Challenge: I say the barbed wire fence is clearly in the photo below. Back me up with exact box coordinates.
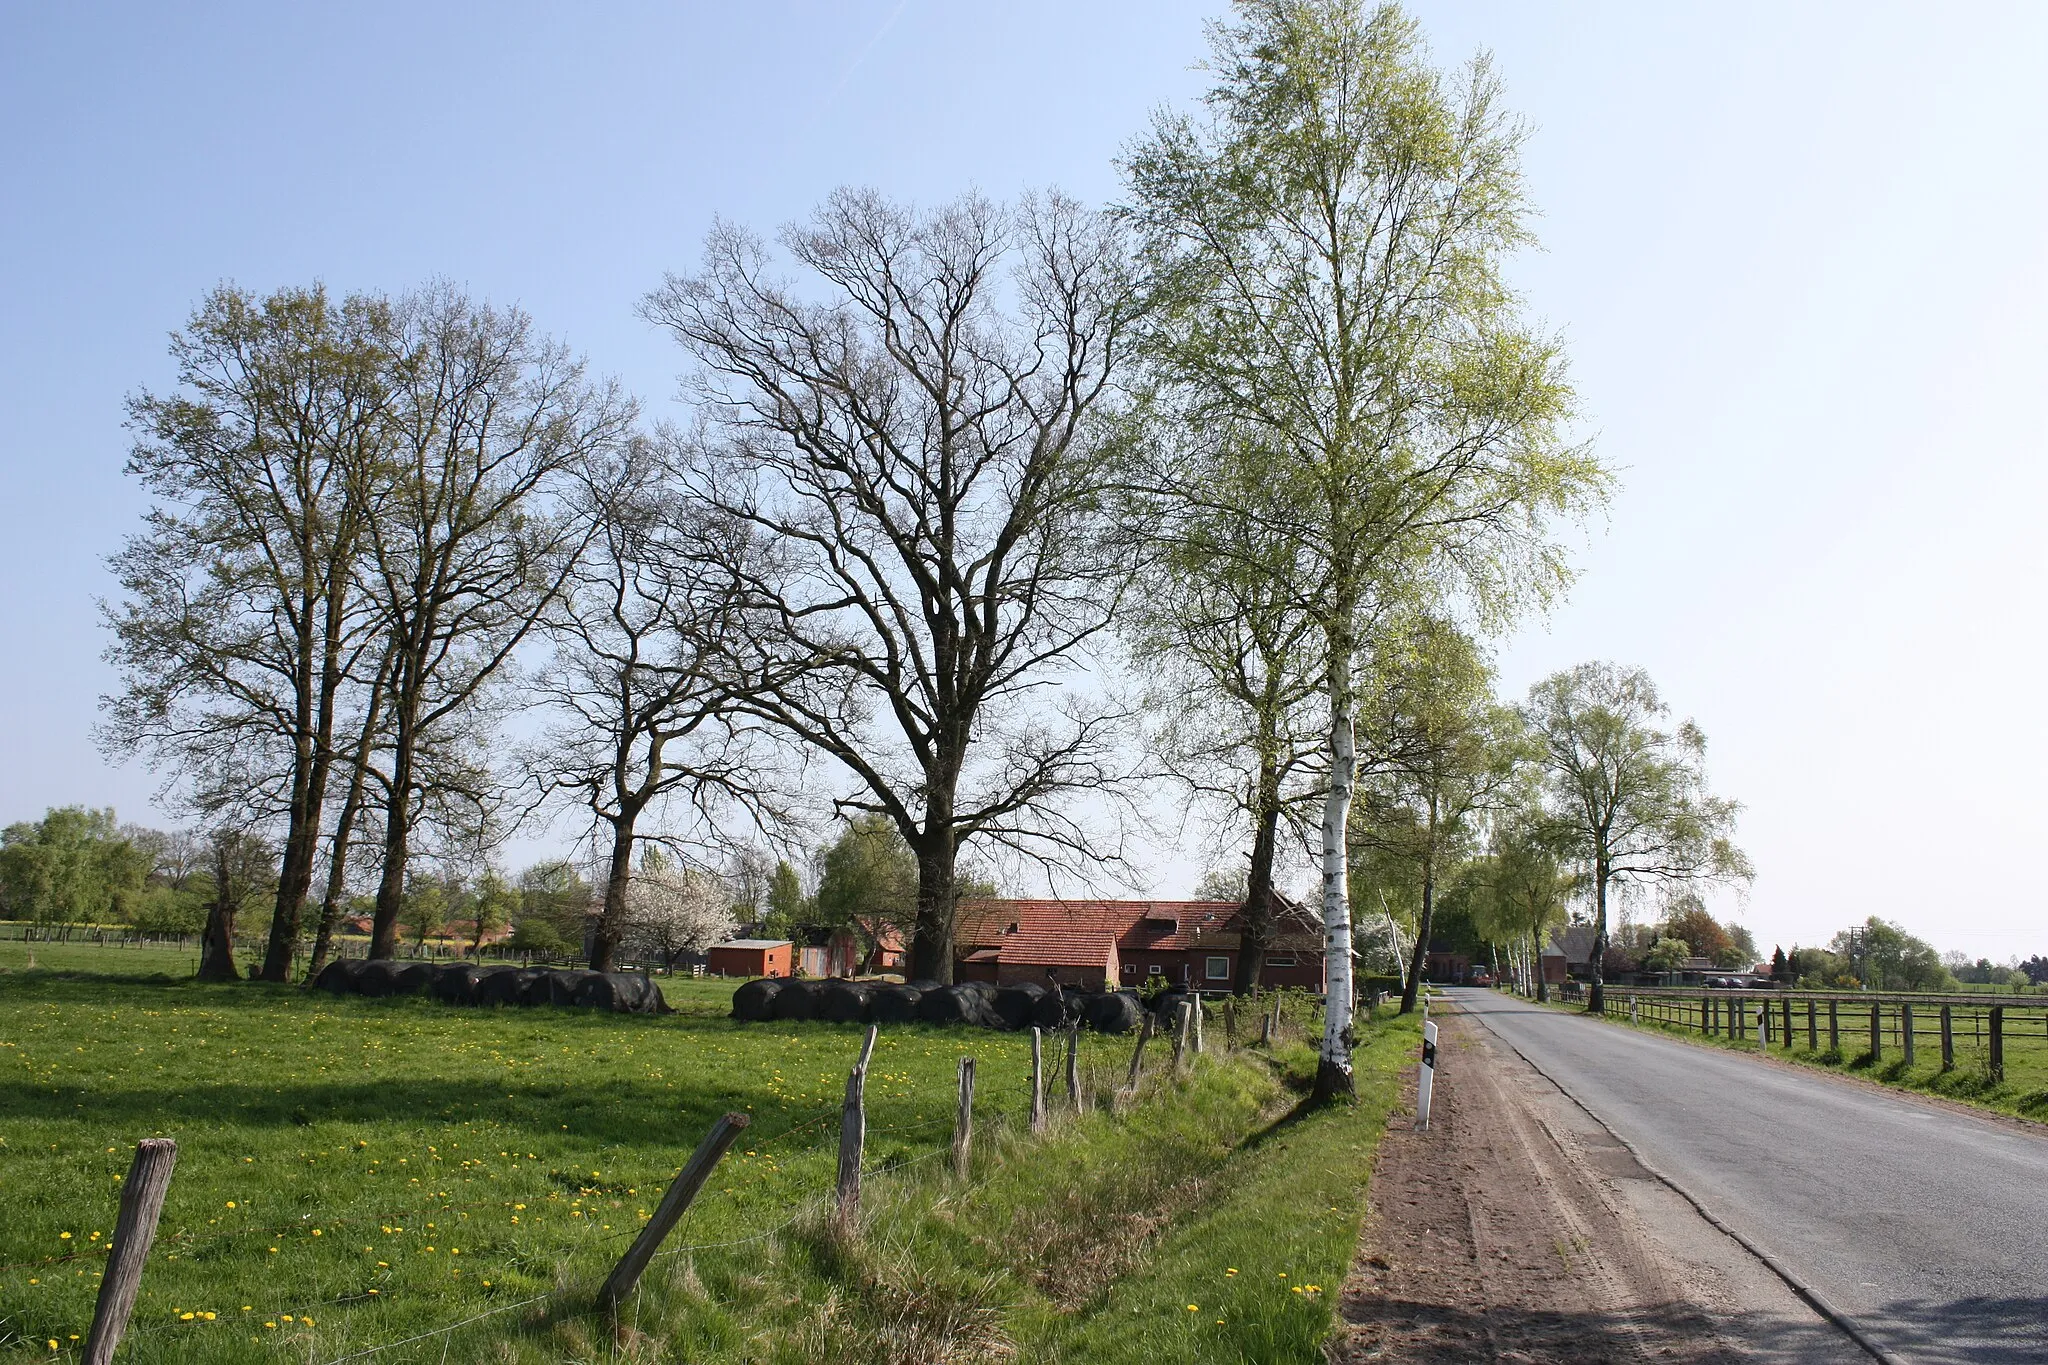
[50,1001,1254,1364]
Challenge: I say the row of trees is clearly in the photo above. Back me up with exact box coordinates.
[82,1,1736,1098]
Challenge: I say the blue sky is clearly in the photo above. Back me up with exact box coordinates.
[4,3,2045,960]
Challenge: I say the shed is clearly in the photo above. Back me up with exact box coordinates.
[707,939,793,978]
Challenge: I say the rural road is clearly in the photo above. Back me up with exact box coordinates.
[1450,988,2048,1364]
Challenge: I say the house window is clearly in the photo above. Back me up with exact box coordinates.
[1147,964,1162,976]
[1122,964,1133,975]
[1206,956,1230,980]
[1265,955,1296,968]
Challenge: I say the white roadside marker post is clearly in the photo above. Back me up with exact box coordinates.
[1416,1020,1440,1131]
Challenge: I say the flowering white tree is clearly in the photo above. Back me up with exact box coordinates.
[622,862,736,970]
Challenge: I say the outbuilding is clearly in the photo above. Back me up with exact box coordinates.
[706,939,793,979]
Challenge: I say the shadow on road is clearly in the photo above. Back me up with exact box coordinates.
[1861,1294,2048,1364]
[1336,1293,1854,1364]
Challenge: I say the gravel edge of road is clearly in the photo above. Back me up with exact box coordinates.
[1455,996,1902,1365]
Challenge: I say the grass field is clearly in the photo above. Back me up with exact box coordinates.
[0,940,1415,1363]
[1534,989,2048,1123]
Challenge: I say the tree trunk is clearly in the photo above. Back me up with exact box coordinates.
[305,774,368,980]
[368,782,409,961]
[589,817,637,973]
[1233,760,1282,995]
[908,829,957,985]
[1400,840,1436,1015]
[1587,854,1610,1015]
[1314,619,1357,1103]
[259,739,330,982]
[196,841,241,982]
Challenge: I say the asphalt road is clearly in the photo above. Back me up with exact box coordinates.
[1450,987,2048,1364]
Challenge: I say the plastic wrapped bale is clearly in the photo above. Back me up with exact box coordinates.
[311,959,367,995]
[429,963,488,1005]
[869,984,922,1023]
[530,970,593,1007]
[917,984,999,1028]
[1031,988,1084,1030]
[476,968,544,1007]
[770,980,820,1021]
[817,982,873,1024]
[354,960,409,997]
[572,972,667,1014]
[1082,991,1146,1034]
[991,983,1047,1031]
[392,962,438,995]
[1151,990,1189,1022]
[731,977,784,1021]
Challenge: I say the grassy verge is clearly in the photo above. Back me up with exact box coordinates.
[0,949,1414,1363]
[1529,991,2048,1123]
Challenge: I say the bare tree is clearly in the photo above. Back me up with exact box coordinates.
[526,441,787,972]
[104,284,395,982]
[361,287,635,960]
[642,189,1143,982]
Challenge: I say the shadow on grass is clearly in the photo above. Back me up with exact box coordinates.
[0,1073,827,1149]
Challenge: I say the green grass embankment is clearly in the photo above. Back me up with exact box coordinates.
[0,949,1413,1363]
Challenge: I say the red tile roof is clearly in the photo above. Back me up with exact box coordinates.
[955,897,1319,968]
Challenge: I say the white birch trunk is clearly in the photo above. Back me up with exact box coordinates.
[1317,626,1357,1098]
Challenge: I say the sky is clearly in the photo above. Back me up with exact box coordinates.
[3,2,2045,961]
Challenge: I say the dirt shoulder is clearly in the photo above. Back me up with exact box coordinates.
[1330,1004,1868,1365]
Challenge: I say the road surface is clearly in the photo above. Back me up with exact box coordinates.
[1451,988,2048,1364]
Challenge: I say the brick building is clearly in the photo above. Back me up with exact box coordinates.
[952,895,1325,991]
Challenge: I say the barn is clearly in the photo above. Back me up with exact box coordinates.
[706,939,793,978]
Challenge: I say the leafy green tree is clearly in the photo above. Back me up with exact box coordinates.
[469,870,517,956]
[1642,937,1691,974]
[1523,663,1752,1014]
[403,878,448,952]
[1829,916,1955,992]
[515,859,590,947]
[1661,897,1737,968]
[1123,0,1606,1098]
[1465,818,1573,1000]
[1352,619,1525,1013]
[1124,431,1325,993]
[813,815,918,973]
[0,808,151,929]
[761,860,808,940]
[196,827,275,981]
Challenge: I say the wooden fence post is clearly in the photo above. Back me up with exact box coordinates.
[1781,997,1793,1050]
[1260,1005,1273,1047]
[1940,1005,1954,1072]
[1902,1004,1915,1066]
[1065,1022,1081,1110]
[82,1139,178,1365]
[953,1057,976,1179]
[1990,1006,2005,1082]
[1030,1027,1047,1134]
[1171,1000,1192,1072]
[1869,1005,1881,1062]
[1224,997,1237,1048]
[1701,995,1711,1035]
[1807,1000,1818,1051]
[1757,999,1769,1051]
[598,1113,748,1307]
[835,1025,878,1235]
[1629,994,1638,1025]
[1123,1012,1155,1095]
[1192,994,1205,1054]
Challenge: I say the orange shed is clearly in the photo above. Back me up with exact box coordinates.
[706,939,793,978]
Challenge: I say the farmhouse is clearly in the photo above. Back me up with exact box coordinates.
[952,895,1325,991]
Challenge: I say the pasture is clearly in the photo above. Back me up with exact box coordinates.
[0,944,1414,1362]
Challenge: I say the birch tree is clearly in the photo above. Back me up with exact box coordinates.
[1124,0,1606,1097]
[1521,661,1752,1013]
